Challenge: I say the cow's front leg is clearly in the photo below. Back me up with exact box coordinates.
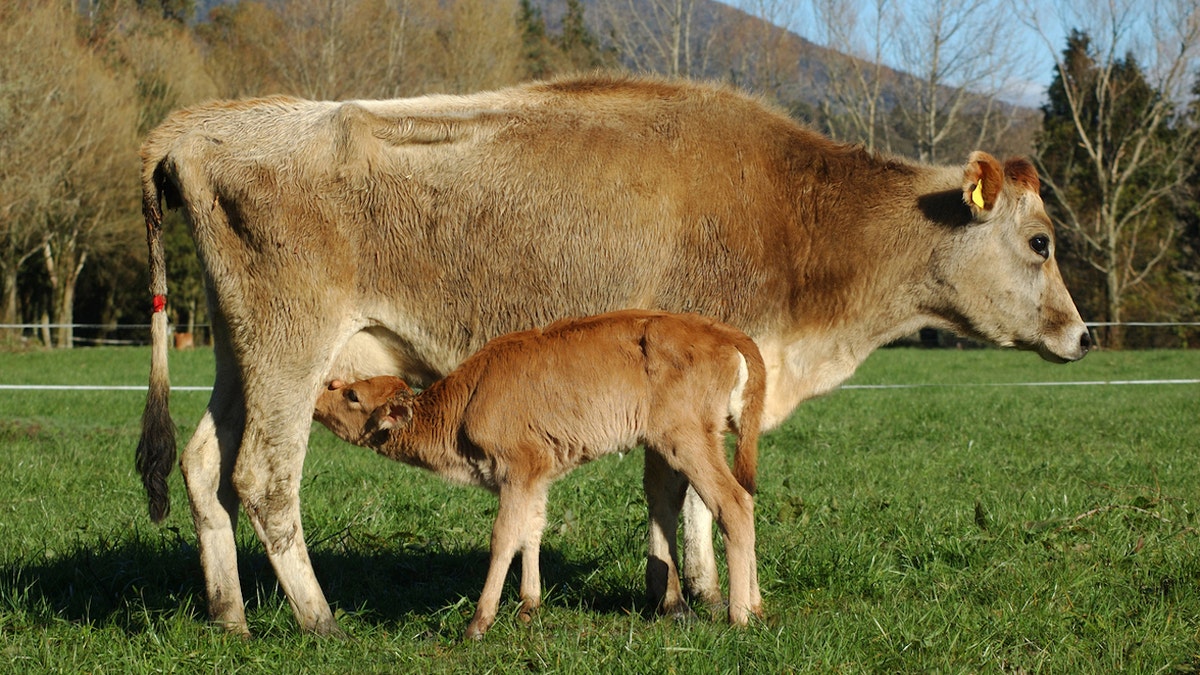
[681,486,724,608]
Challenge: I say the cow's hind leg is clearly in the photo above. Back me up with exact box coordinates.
[644,451,691,618]
[234,394,340,636]
[680,486,723,608]
[180,345,249,635]
[228,317,354,636]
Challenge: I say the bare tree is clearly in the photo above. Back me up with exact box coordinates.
[432,0,524,93]
[812,0,896,150]
[599,0,717,77]
[270,0,431,99]
[201,0,520,100]
[891,0,1037,162]
[1,2,140,347]
[711,0,803,102]
[1023,0,1200,347]
[0,4,56,341]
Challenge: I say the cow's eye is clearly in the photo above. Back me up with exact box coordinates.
[346,389,360,404]
[1029,234,1050,259]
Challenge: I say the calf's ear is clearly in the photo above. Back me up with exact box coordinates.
[962,151,1003,216]
[376,400,414,431]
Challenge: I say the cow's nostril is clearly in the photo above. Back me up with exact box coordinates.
[1080,330,1092,352]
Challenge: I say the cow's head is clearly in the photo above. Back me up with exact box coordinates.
[314,376,412,446]
[925,152,1090,362]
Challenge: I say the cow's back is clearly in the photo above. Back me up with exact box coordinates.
[142,77,815,378]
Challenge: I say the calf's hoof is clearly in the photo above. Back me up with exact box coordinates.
[464,615,492,641]
[517,600,540,625]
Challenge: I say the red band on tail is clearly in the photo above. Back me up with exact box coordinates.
[152,295,166,313]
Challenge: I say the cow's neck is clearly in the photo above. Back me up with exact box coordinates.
[756,163,959,427]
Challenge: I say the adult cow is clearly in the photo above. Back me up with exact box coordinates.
[137,74,1089,637]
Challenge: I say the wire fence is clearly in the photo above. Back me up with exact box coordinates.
[0,323,211,347]
[3,379,1197,394]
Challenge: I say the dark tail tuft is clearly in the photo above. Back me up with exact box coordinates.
[137,371,176,522]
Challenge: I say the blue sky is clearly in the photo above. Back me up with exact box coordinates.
[722,0,1071,108]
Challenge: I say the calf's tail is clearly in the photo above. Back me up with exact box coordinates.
[136,160,176,523]
[731,336,766,496]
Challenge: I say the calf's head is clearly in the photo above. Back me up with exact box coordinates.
[925,152,1090,362]
[314,376,412,446]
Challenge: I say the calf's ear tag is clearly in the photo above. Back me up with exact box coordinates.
[971,180,985,209]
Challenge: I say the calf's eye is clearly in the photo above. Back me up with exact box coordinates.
[346,390,360,404]
[1029,234,1050,259]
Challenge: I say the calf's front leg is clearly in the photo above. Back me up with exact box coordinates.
[643,451,692,617]
[467,484,544,639]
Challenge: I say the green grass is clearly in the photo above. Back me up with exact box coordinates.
[1,346,1199,673]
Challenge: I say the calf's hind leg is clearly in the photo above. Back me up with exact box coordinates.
[667,436,761,625]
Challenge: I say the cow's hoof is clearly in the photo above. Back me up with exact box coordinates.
[656,599,697,622]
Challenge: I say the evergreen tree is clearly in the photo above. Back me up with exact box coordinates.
[518,0,554,80]
[1035,29,1198,348]
[556,0,610,71]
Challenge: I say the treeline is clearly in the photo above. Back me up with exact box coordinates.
[2,0,1197,349]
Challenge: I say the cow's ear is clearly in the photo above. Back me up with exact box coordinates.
[1004,158,1040,194]
[962,151,1003,216]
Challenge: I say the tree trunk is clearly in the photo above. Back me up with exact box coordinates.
[1105,265,1123,350]
[57,273,77,348]
[42,237,87,349]
[1,266,18,344]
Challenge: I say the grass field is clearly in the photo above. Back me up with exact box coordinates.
[1,346,1198,673]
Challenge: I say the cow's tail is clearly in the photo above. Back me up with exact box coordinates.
[136,157,176,523]
[731,334,766,497]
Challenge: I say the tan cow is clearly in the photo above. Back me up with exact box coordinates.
[137,73,1089,636]
[313,309,766,638]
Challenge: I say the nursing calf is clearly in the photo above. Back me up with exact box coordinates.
[313,310,766,638]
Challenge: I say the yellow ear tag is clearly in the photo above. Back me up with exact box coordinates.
[971,180,985,209]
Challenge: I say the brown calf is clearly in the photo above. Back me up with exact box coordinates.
[313,310,766,638]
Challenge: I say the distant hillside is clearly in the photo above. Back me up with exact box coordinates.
[188,0,1038,156]
[530,0,1038,157]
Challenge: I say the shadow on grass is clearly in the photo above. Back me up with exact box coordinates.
[1,527,646,634]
